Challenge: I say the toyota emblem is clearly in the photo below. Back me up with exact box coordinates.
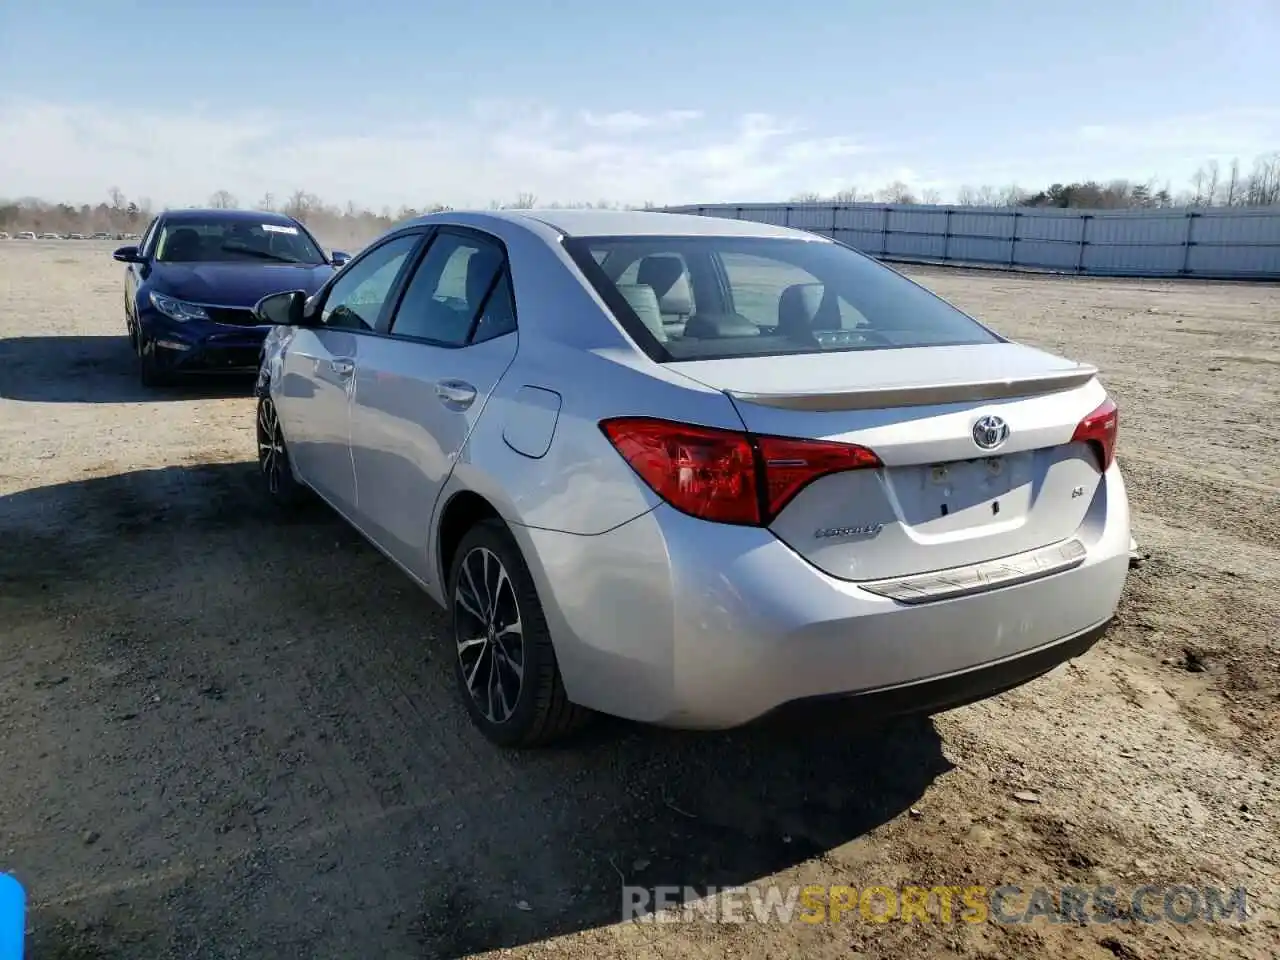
[972,414,1010,451]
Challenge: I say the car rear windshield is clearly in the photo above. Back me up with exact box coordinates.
[563,235,1002,361]
[154,218,327,265]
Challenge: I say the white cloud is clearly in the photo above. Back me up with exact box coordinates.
[578,109,703,133]
[0,98,876,210]
[1075,108,1280,152]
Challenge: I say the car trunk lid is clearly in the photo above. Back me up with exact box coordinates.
[668,343,1110,583]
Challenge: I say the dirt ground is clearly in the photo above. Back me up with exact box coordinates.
[1,240,1276,960]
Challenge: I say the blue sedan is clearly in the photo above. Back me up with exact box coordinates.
[113,209,350,386]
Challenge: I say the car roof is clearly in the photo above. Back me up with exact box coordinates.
[404,208,825,241]
[162,208,301,225]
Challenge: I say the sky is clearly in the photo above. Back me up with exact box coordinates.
[1,0,1278,210]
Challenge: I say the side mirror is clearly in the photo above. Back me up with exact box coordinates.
[253,289,307,326]
[112,245,145,264]
[330,250,351,268]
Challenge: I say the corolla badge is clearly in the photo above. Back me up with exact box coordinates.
[814,523,884,540]
[971,414,1010,451]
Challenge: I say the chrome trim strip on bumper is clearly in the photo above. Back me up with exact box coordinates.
[859,538,1088,604]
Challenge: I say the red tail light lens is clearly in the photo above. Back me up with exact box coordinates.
[1071,397,1119,471]
[600,417,881,526]
[756,434,882,519]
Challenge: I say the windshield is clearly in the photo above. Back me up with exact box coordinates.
[153,218,326,264]
[563,235,1002,361]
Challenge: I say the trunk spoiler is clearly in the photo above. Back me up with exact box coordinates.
[728,366,1098,412]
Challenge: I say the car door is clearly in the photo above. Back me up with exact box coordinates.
[274,231,423,513]
[348,227,519,583]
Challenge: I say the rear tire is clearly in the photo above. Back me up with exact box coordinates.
[448,519,590,747]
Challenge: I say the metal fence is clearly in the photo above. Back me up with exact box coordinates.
[661,202,1280,280]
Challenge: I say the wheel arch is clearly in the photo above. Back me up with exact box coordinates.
[435,489,504,594]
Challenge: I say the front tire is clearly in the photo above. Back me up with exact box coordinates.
[256,396,307,508]
[138,338,172,388]
[449,520,589,747]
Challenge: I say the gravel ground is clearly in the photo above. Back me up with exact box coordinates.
[0,241,1277,960]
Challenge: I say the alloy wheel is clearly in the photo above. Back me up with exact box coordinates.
[454,546,525,724]
[257,399,287,494]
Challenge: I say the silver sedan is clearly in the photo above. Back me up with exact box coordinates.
[252,209,1130,747]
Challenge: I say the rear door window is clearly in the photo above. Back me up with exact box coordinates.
[387,230,515,346]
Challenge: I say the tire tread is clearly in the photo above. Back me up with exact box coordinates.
[453,519,591,747]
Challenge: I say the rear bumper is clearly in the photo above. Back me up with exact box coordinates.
[516,463,1130,729]
[764,616,1109,724]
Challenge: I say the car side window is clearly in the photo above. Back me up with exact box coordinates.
[319,234,420,331]
[388,231,511,345]
[138,218,160,257]
[472,269,516,343]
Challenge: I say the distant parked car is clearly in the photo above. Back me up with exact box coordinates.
[0,232,9,240]
[16,231,36,240]
[91,232,111,241]
[38,233,59,240]
[113,208,351,386]
[251,209,1130,747]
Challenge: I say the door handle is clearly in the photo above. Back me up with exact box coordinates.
[435,379,477,410]
[329,358,355,377]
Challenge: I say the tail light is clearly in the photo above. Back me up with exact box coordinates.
[599,417,881,526]
[1071,397,1119,471]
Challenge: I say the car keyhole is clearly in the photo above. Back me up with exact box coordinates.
[940,503,949,517]
[992,500,1000,515]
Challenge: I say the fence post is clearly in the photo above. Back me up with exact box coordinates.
[831,204,839,239]
[943,208,953,262]
[881,206,891,256]
[1180,211,1198,276]
[1008,211,1020,267]
[1076,214,1091,274]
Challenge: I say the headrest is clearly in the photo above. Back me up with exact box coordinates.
[615,283,667,342]
[166,228,202,259]
[681,313,761,339]
[466,247,504,307]
[636,255,693,315]
[777,282,840,341]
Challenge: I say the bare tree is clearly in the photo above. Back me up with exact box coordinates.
[1190,167,1207,206]
[283,190,321,221]
[997,184,1028,206]
[1225,159,1241,206]
[509,192,537,209]
[1246,152,1280,206]
[258,192,275,212]
[108,186,126,211]
[1204,160,1221,207]
[920,188,942,205]
[209,190,238,209]
[877,181,916,204]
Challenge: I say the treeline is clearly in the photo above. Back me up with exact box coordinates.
[789,152,1280,209]
[1,188,653,248]
[0,187,153,236]
[5,151,1278,245]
